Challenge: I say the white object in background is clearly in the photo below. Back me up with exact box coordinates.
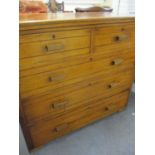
[112,0,135,15]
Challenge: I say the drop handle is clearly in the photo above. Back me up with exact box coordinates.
[111,59,123,65]
[114,34,128,42]
[51,101,67,110]
[48,74,65,82]
[108,82,119,88]
[44,43,64,53]
[55,123,68,132]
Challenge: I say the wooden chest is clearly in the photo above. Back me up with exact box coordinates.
[19,13,135,151]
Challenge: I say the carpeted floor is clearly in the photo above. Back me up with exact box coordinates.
[31,93,135,155]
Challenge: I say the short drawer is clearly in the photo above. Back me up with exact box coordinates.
[20,35,90,58]
[94,24,134,47]
[28,91,130,148]
[20,29,90,43]
[22,70,133,123]
[20,51,134,97]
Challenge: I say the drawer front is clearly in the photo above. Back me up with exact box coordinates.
[20,52,134,97]
[22,70,133,123]
[20,29,90,43]
[20,36,90,58]
[20,48,90,71]
[94,24,134,47]
[28,91,130,147]
[20,43,134,75]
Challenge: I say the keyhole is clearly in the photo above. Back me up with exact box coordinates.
[48,77,53,82]
[52,34,56,39]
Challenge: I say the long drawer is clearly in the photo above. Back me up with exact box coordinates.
[20,52,134,97]
[94,24,134,47]
[20,35,90,59]
[28,91,130,148]
[22,70,133,123]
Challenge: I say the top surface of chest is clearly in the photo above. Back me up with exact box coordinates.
[19,12,135,31]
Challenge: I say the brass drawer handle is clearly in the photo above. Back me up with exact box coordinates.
[52,101,67,110]
[44,43,64,53]
[55,123,68,132]
[48,74,65,82]
[111,59,123,65]
[114,35,128,42]
[108,82,119,88]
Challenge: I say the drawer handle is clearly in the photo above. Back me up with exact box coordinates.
[48,74,65,82]
[111,59,123,65]
[52,101,67,110]
[44,43,64,53]
[55,123,68,132]
[108,82,118,88]
[104,107,109,111]
[114,35,128,42]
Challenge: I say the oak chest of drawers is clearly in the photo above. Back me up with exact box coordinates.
[19,13,135,151]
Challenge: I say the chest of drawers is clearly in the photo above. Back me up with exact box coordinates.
[19,13,135,151]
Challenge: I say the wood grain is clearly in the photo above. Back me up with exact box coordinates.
[23,70,133,124]
[20,52,134,95]
[20,35,90,58]
[20,42,134,72]
[20,29,90,43]
[19,13,135,31]
[19,13,135,151]
[29,90,130,147]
